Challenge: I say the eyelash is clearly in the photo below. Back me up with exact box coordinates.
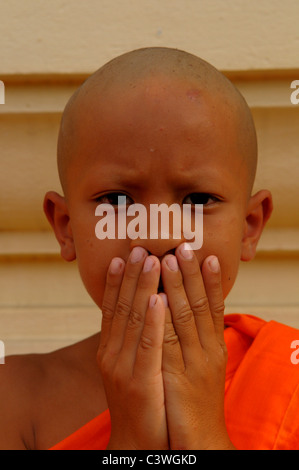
[95,193,132,206]
[183,193,219,206]
[94,192,219,207]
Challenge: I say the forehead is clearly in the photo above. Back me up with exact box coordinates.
[66,75,244,191]
[80,73,231,125]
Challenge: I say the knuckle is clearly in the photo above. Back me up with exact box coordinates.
[212,300,225,317]
[101,299,115,320]
[138,269,158,288]
[112,364,127,388]
[115,297,131,318]
[106,274,121,288]
[124,268,141,282]
[220,341,228,361]
[213,342,228,369]
[139,333,156,351]
[175,303,193,324]
[164,328,179,346]
[98,351,112,378]
[192,295,210,316]
[127,307,144,328]
[186,266,201,280]
[170,275,184,290]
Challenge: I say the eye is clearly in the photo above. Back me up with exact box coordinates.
[183,193,219,206]
[95,192,134,206]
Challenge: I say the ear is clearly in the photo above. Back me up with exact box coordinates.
[43,191,76,262]
[241,189,273,262]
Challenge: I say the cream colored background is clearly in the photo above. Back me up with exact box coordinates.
[1,0,299,356]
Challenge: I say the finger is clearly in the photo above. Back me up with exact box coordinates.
[119,255,161,366]
[160,293,185,375]
[161,254,202,364]
[175,243,215,349]
[201,256,226,350]
[133,294,165,380]
[106,246,148,356]
[99,257,125,353]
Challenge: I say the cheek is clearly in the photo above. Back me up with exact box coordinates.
[75,240,110,309]
[68,211,110,308]
[72,218,126,309]
[219,254,240,300]
[74,233,140,309]
[199,218,243,299]
[196,247,240,300]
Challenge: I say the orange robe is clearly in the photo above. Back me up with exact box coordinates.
[50,314,299,450]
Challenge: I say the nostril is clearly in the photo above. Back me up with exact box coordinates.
[160,248,176,262]
[148,248,176,262]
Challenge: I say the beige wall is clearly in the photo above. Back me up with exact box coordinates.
[1,0,299,356]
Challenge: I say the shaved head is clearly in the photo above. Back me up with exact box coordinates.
[57,47,257,198]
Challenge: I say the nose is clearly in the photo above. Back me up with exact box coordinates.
[130,237,182,262]
[125,200,193,261]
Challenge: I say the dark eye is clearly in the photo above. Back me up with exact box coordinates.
[183,193,219,206]
[95,192,134,206]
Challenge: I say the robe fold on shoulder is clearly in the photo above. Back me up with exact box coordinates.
[50,314,299,450]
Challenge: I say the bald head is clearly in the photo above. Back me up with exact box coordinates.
[57,47,257,197]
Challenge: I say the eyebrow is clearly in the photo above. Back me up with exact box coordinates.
[82,153,232,197]
[93,170,228,196]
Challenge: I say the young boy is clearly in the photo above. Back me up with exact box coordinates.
[1,47,299,450]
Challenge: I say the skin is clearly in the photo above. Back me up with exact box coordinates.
[49,73,270,310]
[0,49,273,449]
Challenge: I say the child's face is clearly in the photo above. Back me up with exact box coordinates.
[59,76,253,309]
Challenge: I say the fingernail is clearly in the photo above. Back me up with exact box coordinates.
[130,247,145,263]
[166,255,178,271]
[208,256,220,273]
[180,242,193,259]
[109,258,123,274]
[159,293,168,307]
[143,256,155,272]
[149,294,158,308]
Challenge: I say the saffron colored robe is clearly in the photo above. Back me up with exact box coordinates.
[51,314,299,450]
